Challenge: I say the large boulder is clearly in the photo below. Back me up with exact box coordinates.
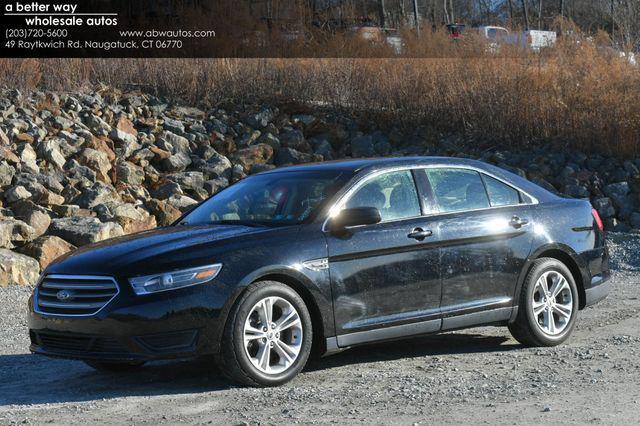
[145,198,182,227]
[11,200,52,238]
[18,235,76,270]
[111,204,157,234]
[161,152,192,173]
[229,144,273,172]
[0,161,15,187]
[0,219,37,248]
[0,249,40,286]
[116,160,145,186]
[78,148,113,183]
[49,217,124,246]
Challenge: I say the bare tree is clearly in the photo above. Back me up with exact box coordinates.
[521,0,530,30]
[538,0,543,29]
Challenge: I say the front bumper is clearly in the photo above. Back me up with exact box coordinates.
[28,276,234,362]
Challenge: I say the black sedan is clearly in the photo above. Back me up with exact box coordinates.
[28,157,610,386]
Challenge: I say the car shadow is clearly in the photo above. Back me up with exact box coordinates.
[306,332,518,371]
[0,332,520,406]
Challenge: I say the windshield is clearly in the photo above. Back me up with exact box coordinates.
[180,170,352,226]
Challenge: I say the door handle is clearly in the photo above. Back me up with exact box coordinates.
[509,216,529,229]
[408,228,433,241]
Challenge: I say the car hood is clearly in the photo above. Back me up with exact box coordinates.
[46,224,279,277]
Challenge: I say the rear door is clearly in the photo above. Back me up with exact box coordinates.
[326,169,442,344]
[418,168,535,328]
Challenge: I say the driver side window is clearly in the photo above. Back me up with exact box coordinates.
[345,171,421,222]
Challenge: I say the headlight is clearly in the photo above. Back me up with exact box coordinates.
[129,264,222,295]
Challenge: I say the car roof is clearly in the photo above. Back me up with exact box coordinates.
[259,157,472,173]
[259,156,558,202]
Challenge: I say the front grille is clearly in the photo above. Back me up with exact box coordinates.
[31,331,129,355]
[35,275,119,316]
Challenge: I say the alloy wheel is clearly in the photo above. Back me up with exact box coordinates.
[243,296,303,375]
[531,271,574,336]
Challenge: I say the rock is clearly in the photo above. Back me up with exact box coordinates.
[0,145,20,165]
[258,132,281,151]
[115,160,145,186]
[630,212,640,229]
[0,161,15,187]
[275,147,317,165]
[115,116,138,137]
[18,235,75,270]
[112,204,157,234]
[167,171,205,191]
[0,249,40,286]
[238,130,262,147]
[563,184,590,199]
[64,159,94,185]
[44,145,66,169]
[17,143,37,163]
[84,113,111,135]
[0,219,37,247]
[0,128,9,145]
[162,152,192,173]
[162,117,185,134]
[85,137,116,162]
[291,114,317,127]
[74,181,121,209]
[230,144,273,172]
[4,186,32,203]
[351,135,375,157]
[145,199,182,226]
[111,127,140,157]
[279,129,306,150]
[592,198,616,219]
[34,188,65,206]
[206,153,233,179]
[152,180,183,200]
[159,131,190,154]
[49,217,124,246]
[78,148,113,183]
[166,194,198,212]
[247,108,274,128]
[203,177,229,195]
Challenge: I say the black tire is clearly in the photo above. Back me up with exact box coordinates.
[216,281,313,387]
[84,360,145,372]
[509,258,579,347]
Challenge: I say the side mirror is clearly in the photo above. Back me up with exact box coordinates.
[330,207,382,231]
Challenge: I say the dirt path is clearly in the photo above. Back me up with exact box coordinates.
[1,235,639,425]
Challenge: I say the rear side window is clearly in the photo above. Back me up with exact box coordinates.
[482,175,521,207]
[426,169,490,213]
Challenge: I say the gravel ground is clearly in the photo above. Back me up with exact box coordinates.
[1,234,639,425]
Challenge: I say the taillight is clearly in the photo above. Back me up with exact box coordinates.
[592,208,604,232]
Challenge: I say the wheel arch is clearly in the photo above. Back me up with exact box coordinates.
[513,243,588,318]
[219,266,332,357]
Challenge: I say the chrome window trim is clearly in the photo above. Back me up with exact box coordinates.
[321,164,539,232]
[34,275,120,318]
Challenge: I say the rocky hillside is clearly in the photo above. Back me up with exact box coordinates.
[0,87,637,285]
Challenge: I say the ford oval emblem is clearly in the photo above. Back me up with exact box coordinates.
[56,290,73,301]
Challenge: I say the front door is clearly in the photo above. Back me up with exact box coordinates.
[326,170,442,345]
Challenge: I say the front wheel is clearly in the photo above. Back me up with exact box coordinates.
[509,258,579,347]
[217,281,313,387]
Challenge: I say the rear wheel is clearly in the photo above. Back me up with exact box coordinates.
[217,281,313,387]
[84,360,145,372]
[509,258,579,347]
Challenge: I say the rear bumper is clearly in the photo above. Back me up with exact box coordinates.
[584,271,611,308]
